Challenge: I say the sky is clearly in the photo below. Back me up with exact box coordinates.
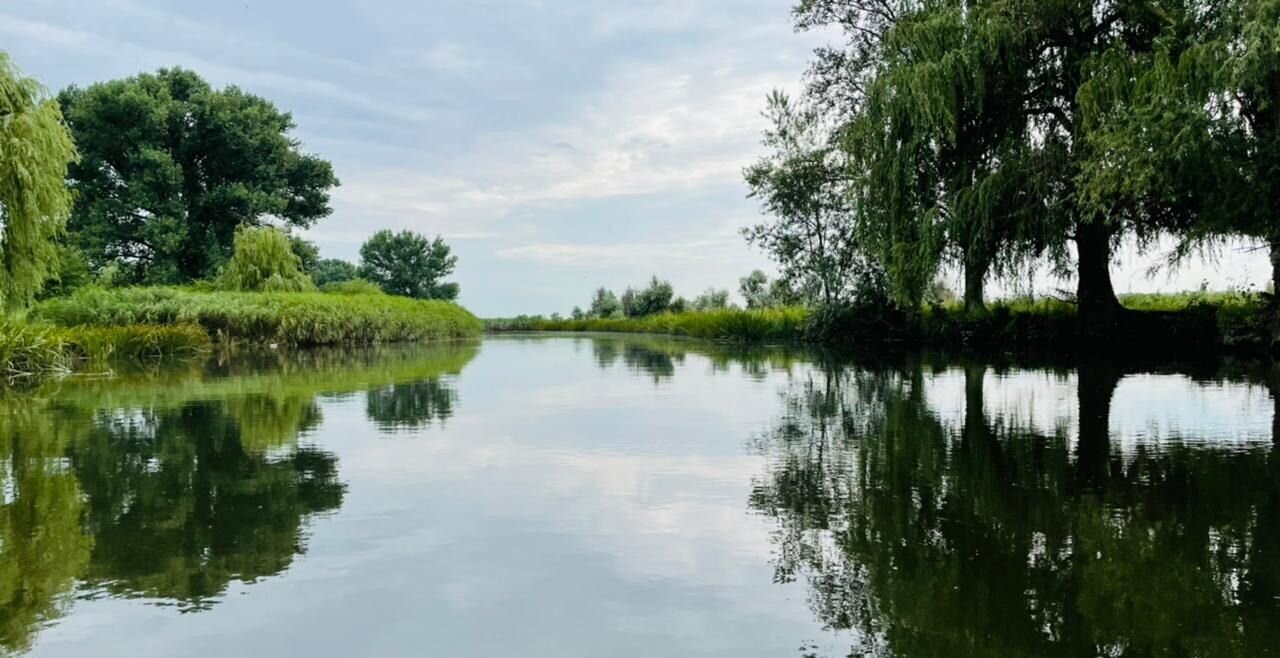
[2,0,1271,316]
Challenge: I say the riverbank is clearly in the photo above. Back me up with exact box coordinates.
[0,321,209,379]
[0,287,483,382]
[33,287,484,345]
[486,292,1274,356]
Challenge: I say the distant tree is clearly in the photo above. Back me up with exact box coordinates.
[588,287,622,318]
[669,296,689,314]
[58,67,338,283]
[289,236,320,274]
[740,270,772,309]
[0,53,78,309]
[571,306,585,320]
[623,277,675,318]
[693,288,730,311]
[310,258,359,287]
[358,230,459,300]
[215,225,314,292]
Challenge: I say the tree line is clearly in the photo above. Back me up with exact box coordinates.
[744,0,1279,332]
[1,56,460,305]
[568,269,808,319]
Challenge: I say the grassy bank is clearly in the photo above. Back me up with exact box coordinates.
[33,287,484,345]
[486,307,809,342]
[487,291,1273,355]
[0,321,209,379]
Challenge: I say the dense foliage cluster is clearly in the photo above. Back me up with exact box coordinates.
[747,0,1280,339]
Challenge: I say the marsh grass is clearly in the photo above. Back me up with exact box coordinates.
[0,321,209,380]
[33,287,484,345]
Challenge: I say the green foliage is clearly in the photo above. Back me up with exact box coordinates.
[358,229,459,300]
[692,288,731,311]
[310,258,359,287]
[739,270,771,309]
[0,320,208,379]
[0,52,78,310]
[588,287,622,318]
[215,225,315,293]
[321,278,384,295]
[744,91,872,305]
[58,67,338,283]
[32,286,483,345]
[488,307,810,342]
[621,276,675,318]
[289,235,321,274]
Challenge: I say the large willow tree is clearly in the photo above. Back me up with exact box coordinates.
[0,53,77,310]
[1080,0,1280,338]
[780,0,1196,326]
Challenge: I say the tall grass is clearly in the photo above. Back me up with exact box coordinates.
[486,307,809,342]
[0,321,208,379]
[33,286,484,345]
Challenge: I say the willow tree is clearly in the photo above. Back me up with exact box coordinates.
[792,0,1181,325]
[1080,0,1280,333]
[0,53,77,310]
[838,0,1050,312]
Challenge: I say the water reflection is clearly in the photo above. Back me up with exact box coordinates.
[0,341,479,654]
[750,355,1280,657]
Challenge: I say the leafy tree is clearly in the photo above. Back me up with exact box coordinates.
[571,306,585,320]
[790,0,1183,327]
[289,235,320,274]
[358,230,460,300]
[692,288,731,311]
[310,258,359,287]
[588,287,623,318]
[739,270,772,309]
[58,68,338,283]
[0,53,78,309]
[215,225,314,292]
[1078,0,1280,340]
[621,276,675,318]
[745,91,869,306]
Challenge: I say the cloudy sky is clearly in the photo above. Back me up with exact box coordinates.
[3,0,1269,315]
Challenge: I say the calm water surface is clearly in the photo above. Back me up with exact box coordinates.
[2,335,1278,657]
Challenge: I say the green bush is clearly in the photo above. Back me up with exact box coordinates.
[216,226,315,293]
[33,286,483,345]
[321,278,385,295]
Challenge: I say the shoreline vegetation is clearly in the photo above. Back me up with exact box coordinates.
[0,287,481,381]
[487,290,1271,357]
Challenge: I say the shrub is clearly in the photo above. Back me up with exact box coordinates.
[216,226,315,293]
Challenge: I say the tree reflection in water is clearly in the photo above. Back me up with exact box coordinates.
[750,356,1280,658]
[0,341,478,653]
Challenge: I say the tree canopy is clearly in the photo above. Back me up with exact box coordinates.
[0,52,78,310]
[58,67,338,284]
[358,229,460,300]
[751,0,1279,332]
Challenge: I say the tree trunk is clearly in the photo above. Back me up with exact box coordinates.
[1075,221,1123,333]
[1271,239,1280,297]
[1271,362,1280,447]
[1075,359,1120,490]
[963,256,988,315]
[1271,239,1280,355]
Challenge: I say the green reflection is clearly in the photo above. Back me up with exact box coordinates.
[0,341,479,652]
[751,358,1280,657]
